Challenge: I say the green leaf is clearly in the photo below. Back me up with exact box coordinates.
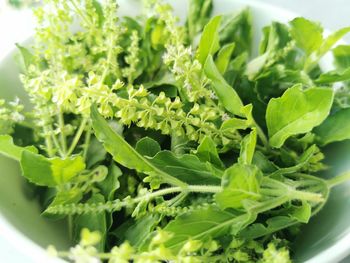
[151,23,166,49]
[124,214,160,247]
[224,52,248,86]
[15,43,35,71]
[43,189,83,219]
[245,53,269,81]
[215,43,235,74]
[259,22,291,54]
[0,135,37,161]
[241,201,311,239]
[20,151,56,187]
[314,108,350,145]
[92,0,104,27]
[266,85,334,148]
[163,206,235,251]
[20,151,85,187]
[318,27,350,57]
[50,156,86,185]
[289,201,311,223]
[196,15,222,65]
[204,55,243,116]
[97,163,122,200]
[196,136,224,168]
[252,151,278,174]
[246,22,291,80]
[220,118,249,133]
[90,105,185,187]
[219,8,252,55]
[215,164,262,209]
[86,137,107,168]
[333,45,350,69]
[73,194,107,251]
[135,137,161,157]
[238,129,257,165]
[289,17,323,54]
[220,105,254,132]
[315,68,350,84]
[239,216,295,239]
[148,151,221,185]
[269,145,320,177]
[186,0,213,42]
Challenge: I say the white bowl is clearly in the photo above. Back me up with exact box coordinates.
[0,1,350,262]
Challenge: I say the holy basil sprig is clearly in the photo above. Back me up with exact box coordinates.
[1,0,350,262]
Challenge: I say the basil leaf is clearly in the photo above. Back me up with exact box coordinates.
[15,43,35,71]
[91,105,185,187]
[290,201,311,223]
[215,43,235,74]
[266,85,333,148]
[196,136,224,168]
[0,135,37,161]
[50,156,86,185]
[73,194,107,251]
[318,27,350,57]
[97,163,122,201]
[124,214,161,248]
[333,45,350,69]
[135,137,161,158]
[316,68,350,84]
[186,0,213,42]
[196,15,222,65]
[239,216,296,239]
[20,151,56,187]
[314,108,350,145]
[269,145,320,177]
[43,189,83,219]
[219,8,252,55]
[215,164,262,209]
[148,151,222,185]
[204,55,243,116]
[86,137,107,168]
[163,206,235,251]
[289,17,323,54]
[238,128,257,165]
[20,151,85,187]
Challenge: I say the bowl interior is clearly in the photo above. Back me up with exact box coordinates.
[0,0,350,262]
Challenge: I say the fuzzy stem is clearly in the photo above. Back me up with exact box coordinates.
[289,189,324,202]
[46,184,221,215]
[327,171,350,188]
[68,0,93,27]
[67,118,88,156]
[253,119,269,148]
[133,185,221,203]
[58,110,67,156]
[51,131,64,157]
[82,122,92,161]
[43,125,54,157]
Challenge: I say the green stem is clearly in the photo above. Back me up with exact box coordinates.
[51,131,64,157]
[289,189,324,202]
[43,125,54,157]
[133,185,221,203]
[47,184,221,215]
[82,122,92,161]
[253,119,269,148]
[67,118,88,156]
[58,110,67,156]
[327,171,350,188]
[68,0,93,27]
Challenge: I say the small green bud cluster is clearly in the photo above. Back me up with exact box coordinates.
[0,98,24,134]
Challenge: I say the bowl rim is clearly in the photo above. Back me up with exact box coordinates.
[0,1,349,262]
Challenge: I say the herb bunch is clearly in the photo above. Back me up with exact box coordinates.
[1,0,350,262]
